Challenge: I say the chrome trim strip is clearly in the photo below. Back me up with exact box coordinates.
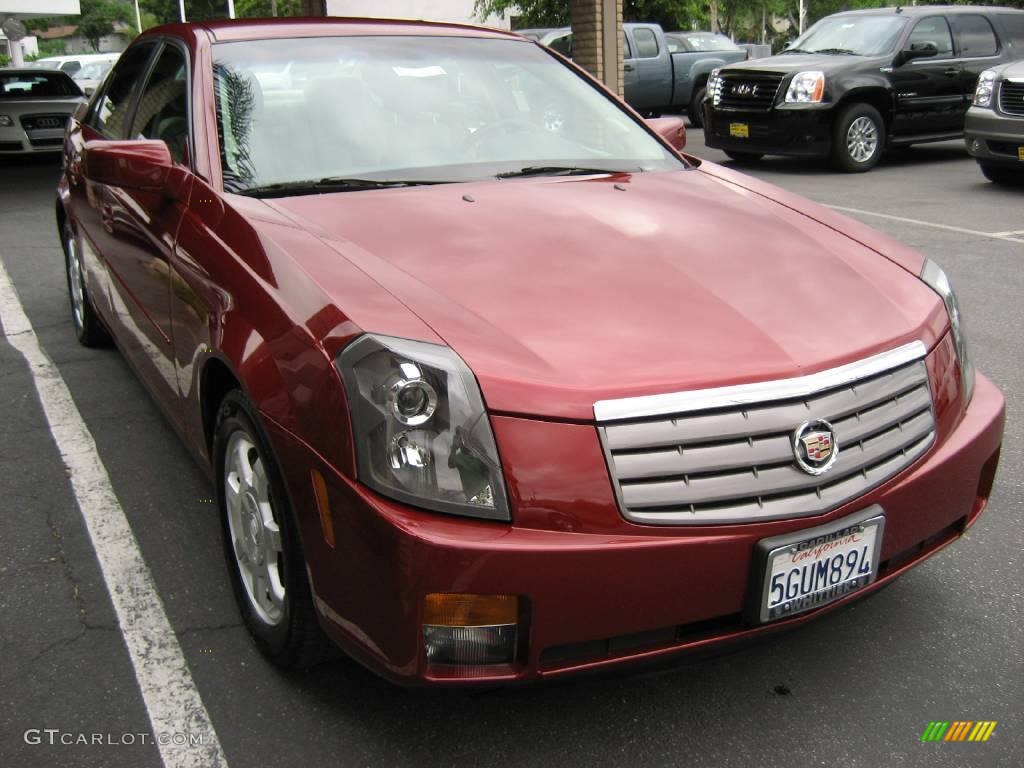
[593,340,928,422]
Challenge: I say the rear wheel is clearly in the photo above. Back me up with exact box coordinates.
[832,103,884,172]
[688,85,707,128]
[214,391,331,667]
[979,162,1022,186]
[724,150,764,164]
[62,221,108,347]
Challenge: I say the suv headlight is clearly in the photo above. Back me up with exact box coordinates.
[973,68,997,108]
[0,114,14,127]
[708,68,722,106]
[337,334,509,521]
[785,71,825,103]
[921,260,975,405]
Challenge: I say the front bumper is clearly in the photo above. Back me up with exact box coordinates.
[0,126,64,154]
[268,368,1004,686]
[703,103,834,157]
[964,106,1024,168]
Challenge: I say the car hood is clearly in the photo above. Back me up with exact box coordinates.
[266,168,942,421]
[0,97,84,116]
[723,52,886,75]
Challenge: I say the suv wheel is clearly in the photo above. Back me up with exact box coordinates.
[724,150,764,164]
[979,163,1022,186]
[832,103,884,172]
[688,85,707,128]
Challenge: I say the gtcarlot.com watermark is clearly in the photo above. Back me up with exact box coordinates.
[24,729,205,747]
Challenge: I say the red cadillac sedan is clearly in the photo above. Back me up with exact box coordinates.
[57,18,1004,685]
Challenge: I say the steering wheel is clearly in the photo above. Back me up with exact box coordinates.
[465,118,544,153]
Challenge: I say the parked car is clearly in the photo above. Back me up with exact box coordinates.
[965,58,1024,185]
[703,6,1024,171]
[35,52,121,77]
[517,26,573,56]
[58,18,1004,686]
[71,53,119,97]
[658,30,749,126]
[0,68,84,155]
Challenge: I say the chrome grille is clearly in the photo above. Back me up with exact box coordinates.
[713,71,785,111]
[597,343,935,525]
[998,80,1024,117]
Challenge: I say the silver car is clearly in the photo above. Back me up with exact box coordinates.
[0,69,85,155]
[965,59,1024,186]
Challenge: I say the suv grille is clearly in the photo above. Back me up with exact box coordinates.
[998,80,1024,117]
[597,343,935,526]
[713,71,785,112]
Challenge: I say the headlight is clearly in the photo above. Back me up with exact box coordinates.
[0,114,14,127]
[785,71,825,103]
[337,334,509,521]
[708,68,722,106]
[921,260,974,405]
[973,68,998,108]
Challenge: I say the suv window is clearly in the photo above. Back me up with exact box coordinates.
[633,28,659,58]
[952,15,999,57]
[907,17,954,57]
[131,44,189,164]
[623,31,632,59]
[89,43,156,139]
[998,13,1024,46]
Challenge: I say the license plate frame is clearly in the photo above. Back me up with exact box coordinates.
[729,122,750,139]
[1017,146,1024,161]
[746,506,885,624]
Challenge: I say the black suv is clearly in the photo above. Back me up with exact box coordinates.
[702,5,1024,171]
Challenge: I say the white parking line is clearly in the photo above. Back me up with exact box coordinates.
[0,255,228,768]
[827,205,1024,245]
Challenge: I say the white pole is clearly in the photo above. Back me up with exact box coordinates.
[227,0,235,18]
[134,0,143,33]
[799,0,806,35]
[11,39,24,68]
[179,0,186,23]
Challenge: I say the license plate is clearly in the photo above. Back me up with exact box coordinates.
[729,122,749,139]
[754,510,885,623]
[1018,146,1024,161]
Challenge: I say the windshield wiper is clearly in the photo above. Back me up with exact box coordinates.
[495,166,636,179]
[810,48,860,55]
[779,47,814,54]
[238,177,452,198]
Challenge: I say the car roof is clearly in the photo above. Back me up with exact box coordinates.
[833,4,1024,17]
[36,53,119,62]
[0,68,76,77]
[144,16,525,44]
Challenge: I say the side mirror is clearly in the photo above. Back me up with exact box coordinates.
[81,140,172,191]
[898,41,938,65]
[646,116,686,151]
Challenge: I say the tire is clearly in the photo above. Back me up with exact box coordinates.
[214,391,332,668]
[832,103,885,173]
[724,150,764,164]
[688,85,707,128]
[979,162,1023,186]
[62,221,109,347]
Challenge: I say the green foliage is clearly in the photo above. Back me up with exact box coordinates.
[78,0,134,50]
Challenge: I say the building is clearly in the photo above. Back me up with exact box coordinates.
[1,0,80,65]
[324,0,510,29]
[36,21,133,54]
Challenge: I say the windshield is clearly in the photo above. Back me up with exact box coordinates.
[74,60,115,81]
[788,15,907,56]
[669,33,740,52]
[0,72,81,99]
[212,35,683,194]
[32,60,62,70]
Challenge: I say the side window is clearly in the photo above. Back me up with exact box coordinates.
[953,15,999,57]
[623,32,632,59]
[131,44,189,164]
[907,17,955,57]
[997,13,1024,46]
[634,28,659,58]
[61,61,81,75]
[89,44,155,139]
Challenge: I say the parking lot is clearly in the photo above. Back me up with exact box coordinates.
[1,131,1021,768]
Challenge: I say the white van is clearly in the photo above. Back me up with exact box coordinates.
[34,52,119,78]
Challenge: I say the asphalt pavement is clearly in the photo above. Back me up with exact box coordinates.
[1,131,1021,768]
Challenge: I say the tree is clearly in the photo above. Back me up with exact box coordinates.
[78,0,134,51]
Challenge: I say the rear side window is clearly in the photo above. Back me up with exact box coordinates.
[953,15,999,57]
[633,28,659,58]
[89,43,155,139]
[623,32,632,59]
[997,13,1024,46]
[131,45,189,165]
[907,17,954,57]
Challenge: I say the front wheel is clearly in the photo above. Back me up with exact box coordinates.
[724,150,764,164]
[688,86,707,128]
[832,103,885,172]
[62,221,108,347]
[979,162,1022,186]
[214,391,331,667]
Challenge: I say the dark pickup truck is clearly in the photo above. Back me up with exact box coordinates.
[703,5,1024,171]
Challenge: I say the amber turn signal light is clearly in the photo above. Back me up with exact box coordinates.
[423,593,518,626]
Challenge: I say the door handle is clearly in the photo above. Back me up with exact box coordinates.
[943,67,959,77]
[624,64,635,72]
